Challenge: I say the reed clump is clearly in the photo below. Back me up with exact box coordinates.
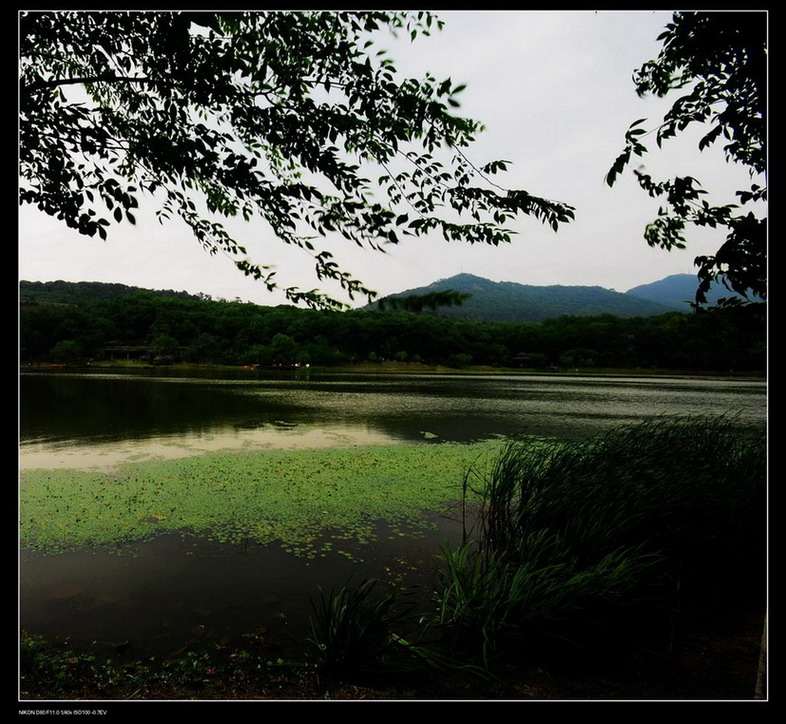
[305,579,425,677]
[437,416,766,665]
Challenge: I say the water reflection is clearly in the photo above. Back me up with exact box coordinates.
[19,370,766,661]
[20,518,463,660]
[21,370,766,459]
[20,425,401,471]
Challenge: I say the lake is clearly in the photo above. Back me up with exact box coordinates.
[19,369,766,660]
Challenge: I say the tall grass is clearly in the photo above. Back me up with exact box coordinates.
[304,577,470,679]
[437,533,658,665]
[483,416,765,593]
[437,416,766,663]
[305,579,411,677]
[305,578,486,680]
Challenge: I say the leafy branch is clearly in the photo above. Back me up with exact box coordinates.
[605,11,766,305]
[20,10,575,310]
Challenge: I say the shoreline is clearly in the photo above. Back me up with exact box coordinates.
[20,360,767,383]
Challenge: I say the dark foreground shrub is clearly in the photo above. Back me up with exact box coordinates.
[437,533,659,666]
[438,416,766,664]
[307,579,442,678]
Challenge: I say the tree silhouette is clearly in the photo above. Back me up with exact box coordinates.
[20,11,575,309]
[607,11,766,304]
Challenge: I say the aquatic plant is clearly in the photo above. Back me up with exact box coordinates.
[304,577,475,680]
[305,579,414,676]
[476,416,766,599]
[20,441,500,557]
[436,416,767,664]
[436,534,657,665]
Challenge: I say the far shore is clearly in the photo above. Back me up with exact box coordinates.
[20,359,767,382]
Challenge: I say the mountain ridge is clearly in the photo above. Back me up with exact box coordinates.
[21,274,760,324]
[374,273,682,322]
[625,273,761,309]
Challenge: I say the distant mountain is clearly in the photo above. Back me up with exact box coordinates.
[19,280,208,305]
[373,273,679,323]
[625,274,763,310]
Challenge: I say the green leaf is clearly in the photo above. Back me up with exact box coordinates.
[19,10,578,312]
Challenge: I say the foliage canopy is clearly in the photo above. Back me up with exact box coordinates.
[19,10,575,310]
[607,11,767,304]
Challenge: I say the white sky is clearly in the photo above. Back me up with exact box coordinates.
[18,10,766,306]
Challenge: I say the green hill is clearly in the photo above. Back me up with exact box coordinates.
[19,280,208,305]
[19,277,766,371]
[625,274,763,310]
[374,273,678,322]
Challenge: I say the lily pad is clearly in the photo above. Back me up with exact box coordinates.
[20,441,502,557]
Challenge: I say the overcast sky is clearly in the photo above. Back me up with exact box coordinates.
[18,9,764,306]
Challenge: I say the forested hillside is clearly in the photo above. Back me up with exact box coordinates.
[19,281,766,372]
[19,280,209,304]
[373,273,678,322]
[625,274,764,310]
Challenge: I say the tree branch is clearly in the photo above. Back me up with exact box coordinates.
[23,74,179,94]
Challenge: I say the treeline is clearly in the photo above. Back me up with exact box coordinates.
[19,288,766,371]
[19,279,210,305]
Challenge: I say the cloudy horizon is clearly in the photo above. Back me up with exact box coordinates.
[18,9,766,306]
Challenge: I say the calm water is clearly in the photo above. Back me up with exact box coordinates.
[20,369,766,467]
[19,370,766,659]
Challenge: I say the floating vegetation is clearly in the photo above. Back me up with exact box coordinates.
[20,442,500,557]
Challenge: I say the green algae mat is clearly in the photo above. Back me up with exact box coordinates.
[20,441,501,558]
